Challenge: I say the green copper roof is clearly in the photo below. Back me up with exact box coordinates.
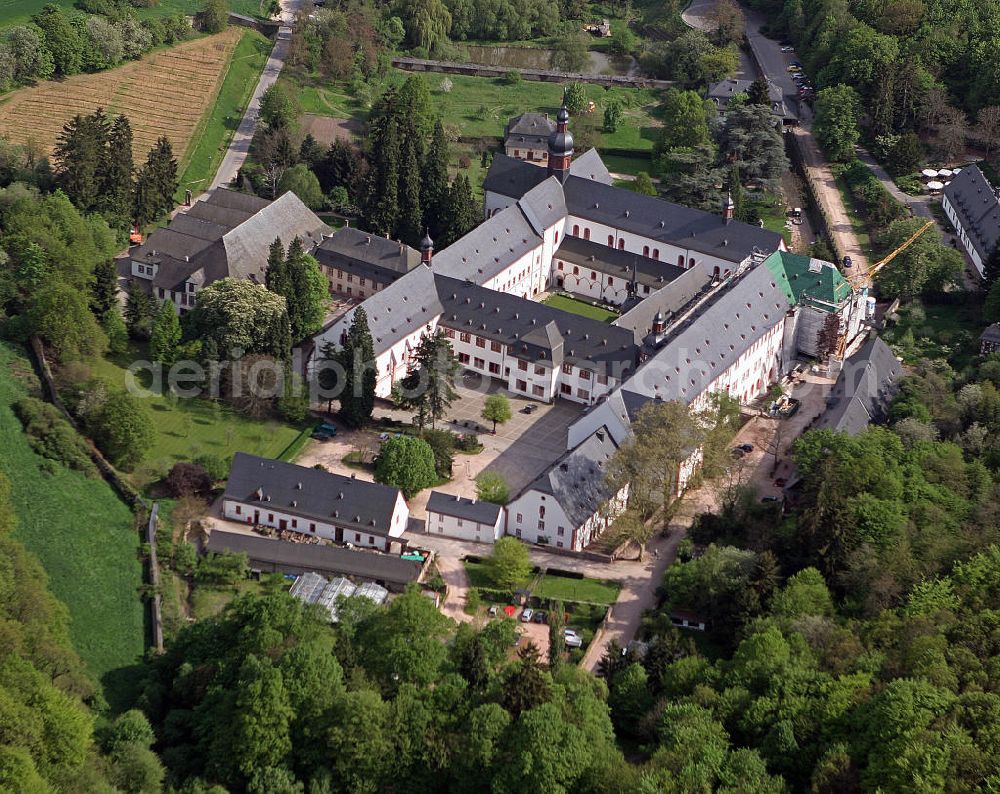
[763,250,852,313]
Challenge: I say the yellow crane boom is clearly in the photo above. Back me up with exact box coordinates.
[847,220,935,287]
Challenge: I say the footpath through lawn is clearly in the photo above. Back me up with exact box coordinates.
[0,342,144,707]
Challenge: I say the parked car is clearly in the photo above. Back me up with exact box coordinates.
[780,45,794,52]
[761,495,781,503]
[521,404,537,414]
[317,422,338,435]
[533,611,547,624]
[738,443,754,453]
[732,447,746,458]
[564,629,583,648]
[488,605,499,617]
[787,65,801,73]
[520,608,534,622]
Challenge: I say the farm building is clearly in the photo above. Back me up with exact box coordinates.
[425,492,505,543]
[814,336,902,435]
[221,452,409,552]
[128,188,330,309]
[504,112,556,164]
[707,78,789,125]
[206,529,425,591]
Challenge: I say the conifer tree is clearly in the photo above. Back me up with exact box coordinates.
[363,112,401,237]
[53,110,109,212]
[442,174,479,246]
[150,300,182,366]
[264,237,287,295]
[395,329,458,429]
[134,136,178,225]
[103,307,129,355]
[397,134,424,247]
[746,77,772,106]
[124,278,155,339]
[336,306,377,428]
[92,258,119,319]
[422,119,451,240]
[99,115,135,226]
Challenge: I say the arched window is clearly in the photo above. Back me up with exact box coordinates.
[618,239,625,250]
[572,224,580,236]
[677,254,684,267]
[642,245,649,257]
[688,257,695,268]
[653,249,659,260]
[583,228,590,241]
[608,235,614,247]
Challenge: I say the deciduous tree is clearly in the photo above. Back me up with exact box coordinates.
[374,435,438,497]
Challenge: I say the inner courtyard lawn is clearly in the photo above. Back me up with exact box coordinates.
[543,293,620,322]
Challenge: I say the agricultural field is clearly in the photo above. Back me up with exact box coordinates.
[0,0,267,27]
[0,28,242,162]
[0,342,144,704]
[178,30,271,197]
[86,347,307,489]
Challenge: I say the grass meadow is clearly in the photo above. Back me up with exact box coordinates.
[0,342,145,705]
[0,0,267,27]
[86,346,306,488]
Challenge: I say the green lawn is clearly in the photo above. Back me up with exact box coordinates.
[290,69,661,153]
[177,30,272,198]
[601,153,654,176]
[754,198,792,247]
[0,342,145,706]
[543,294,620,322]
[0,0,267,27]
[534,573,620,605]
[87,345,306,488]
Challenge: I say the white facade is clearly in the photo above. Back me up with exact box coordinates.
[506,482,628,552]
[426,506,505,543]
[942,193,985,277]
[221,492,409,552]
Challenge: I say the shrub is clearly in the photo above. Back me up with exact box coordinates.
[422,428,456,479]
[164,462,212,498]
[374,435,438,498]
[194,453,229,482]
[13,397,97,477]
[504,69,521,85]
[475,471,509,504]
[195,552,248,585]
[456,433,483,453]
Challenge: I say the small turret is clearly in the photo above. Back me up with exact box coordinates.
[547,105,574,183]
[723,192,735,223]
[652,310,666,336]
[420,230,434,265]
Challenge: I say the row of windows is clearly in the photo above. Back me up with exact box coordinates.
[136,264,155,276]
[566,225,704,269]
[234,504,376,544]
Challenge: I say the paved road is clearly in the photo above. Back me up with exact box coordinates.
[208,1,299,191]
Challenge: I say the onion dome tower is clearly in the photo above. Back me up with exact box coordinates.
[547,105,574,183]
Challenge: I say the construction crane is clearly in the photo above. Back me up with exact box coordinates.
[834,220,935,359]
[844,220,935,288]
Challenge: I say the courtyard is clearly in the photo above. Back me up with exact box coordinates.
[293,377,584,517]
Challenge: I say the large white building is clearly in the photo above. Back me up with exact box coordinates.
[942,164,999,278]
[309,107,864,552]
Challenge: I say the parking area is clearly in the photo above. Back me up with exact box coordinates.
[295,377,583,517]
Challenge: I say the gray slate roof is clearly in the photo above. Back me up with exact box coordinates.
[622,262,791,404]
[562,175,782,265]
[435,275,639,374]
[614,263,713,342]
[431,203,542,283]
[206,529,423,587]
[814,336,902,435]
[521,426,619,526]
[555,234,688,289]
[518,177,567,235]
[314,264,442,356]
[505,112,556,149]
[483,149,613,199]
[223,452,403,536]
[981,323,1000,343]
[426,491,503,524]
[314,227,422,285]
[133,189,330,292]
[943,165,1000,262]
[708,78,787,117]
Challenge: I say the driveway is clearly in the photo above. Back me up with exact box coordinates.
[207,0,301,191]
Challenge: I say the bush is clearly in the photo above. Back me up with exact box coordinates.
[456,433,483,453]
[374,435,438,498]
[422,428,456,479]
[465,589,481,615]
[194,453,229,482]
[13,397,97,477]
[475,471,509,504]
[195,552,248,585]
[504,69,521,85]
[164,462,212,498]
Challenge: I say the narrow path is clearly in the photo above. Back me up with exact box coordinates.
[434,553,475,624]
[208,0,301,191]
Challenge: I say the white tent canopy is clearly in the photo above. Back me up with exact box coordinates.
[926,180,945,191]
[922,168,939,178]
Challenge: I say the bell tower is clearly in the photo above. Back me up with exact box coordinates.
[547,105,574,183]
